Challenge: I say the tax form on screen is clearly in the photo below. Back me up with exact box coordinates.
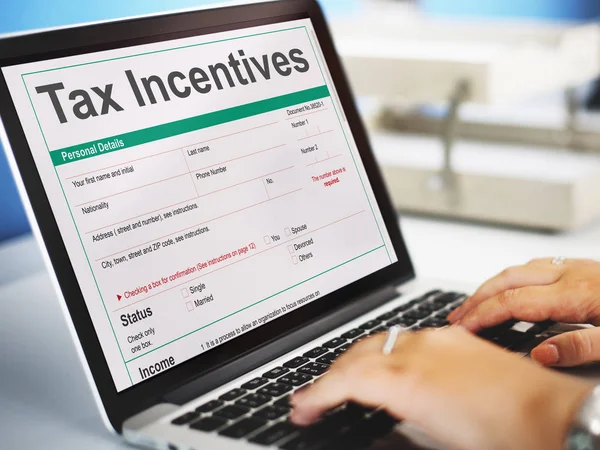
[3,19,397,391]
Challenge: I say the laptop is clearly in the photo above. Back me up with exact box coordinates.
[0,1,576,449]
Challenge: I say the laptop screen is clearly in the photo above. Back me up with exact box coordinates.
[2,18,397,392]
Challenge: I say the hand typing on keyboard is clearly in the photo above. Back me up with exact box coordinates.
[449,258,600,367]
[290,327,592,450]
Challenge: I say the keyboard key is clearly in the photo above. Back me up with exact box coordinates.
[263,366,290,379]
[298,362,328,376]
[303,347,328,358]
[316,353,337,365]
[369,326,387,335]
[443,292,467,302]
[213,404,250,420]
[417,303,438,314]
[334,411,396,448]
[431,299,449,310]
[401,317,418,326]
[275,395,292,407]
[387,317,415,327]
[495,330,531,350]
[258,382,293,397]
[280,435,328,450]
[322,337,346,349]
[511,321,536,333]
[284,357,310,369]
[241,377,269,390]
[333,429,374,450]
[219,417,267,438]
[195,399,224,413]
[359,320,381,330]
[254,405,290,420]
[337,344,351,353]
[366,410,398,436]
[393,302,414,313]
[190,415,227,431]
[171,411,199,425]
[250,421,299,446]
[219,388,247,401]
[280,416,343,450]
[478,321,517,342]
[526,321,554,335]
[346,402,375,415]
[404,309,430,320]
[279,372,313,387]
[281,433,330,450]
[341,329,363,339]
[236,393,271,409]
[419,290,443,301]
[446,304,462,313]
[323,406,366,430]
[376,311,397,321]
[421,318,449,328]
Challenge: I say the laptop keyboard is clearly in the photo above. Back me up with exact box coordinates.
[169,290,552,449]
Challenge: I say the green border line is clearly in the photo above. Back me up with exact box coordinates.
[125,245,385,364]
[302,28,392,264]
[18,22,394,386]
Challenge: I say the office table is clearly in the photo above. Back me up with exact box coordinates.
[1,215,600,448]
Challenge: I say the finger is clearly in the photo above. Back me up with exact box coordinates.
[289,353,395,425]
[448,264,563,323]
[531,328,600,367]
[527,258,556,266]
[527,258,588,266]
[291,332,416,425]
[456,286,557,333]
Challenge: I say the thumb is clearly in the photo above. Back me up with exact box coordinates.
[531,327,600,367]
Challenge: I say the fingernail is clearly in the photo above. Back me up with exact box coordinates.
[291,386,309,404]
[289,410,310,426]
[451,307,465,322]
[532,344,559,366]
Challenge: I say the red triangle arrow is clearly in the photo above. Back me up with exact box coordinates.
[117,294,122,301]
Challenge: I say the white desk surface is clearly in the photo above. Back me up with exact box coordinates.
[1,214,599,448]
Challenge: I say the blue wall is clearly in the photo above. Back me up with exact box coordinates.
[421,0,600,20]
[0,0,351,242]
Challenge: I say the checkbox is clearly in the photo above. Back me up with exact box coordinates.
[186,301,194,312]
[288,245,295,254]
[292,256,298,265]
[181,288,189,298]
[284,228,291,237]
[264,235,271,245]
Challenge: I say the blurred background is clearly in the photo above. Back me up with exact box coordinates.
[2,0,600,243]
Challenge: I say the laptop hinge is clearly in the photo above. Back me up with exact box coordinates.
[164,283,399,406]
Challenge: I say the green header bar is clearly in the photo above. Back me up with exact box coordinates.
[50,85,330,167]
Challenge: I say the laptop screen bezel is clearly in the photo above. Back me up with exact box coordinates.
[0,0,414,431]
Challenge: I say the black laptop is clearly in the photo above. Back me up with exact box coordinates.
[0,1,558,449]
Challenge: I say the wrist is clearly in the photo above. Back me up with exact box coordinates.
[529,375,593,450]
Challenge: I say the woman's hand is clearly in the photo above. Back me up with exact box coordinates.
[290,328,591,450]
[448,258,600,367]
